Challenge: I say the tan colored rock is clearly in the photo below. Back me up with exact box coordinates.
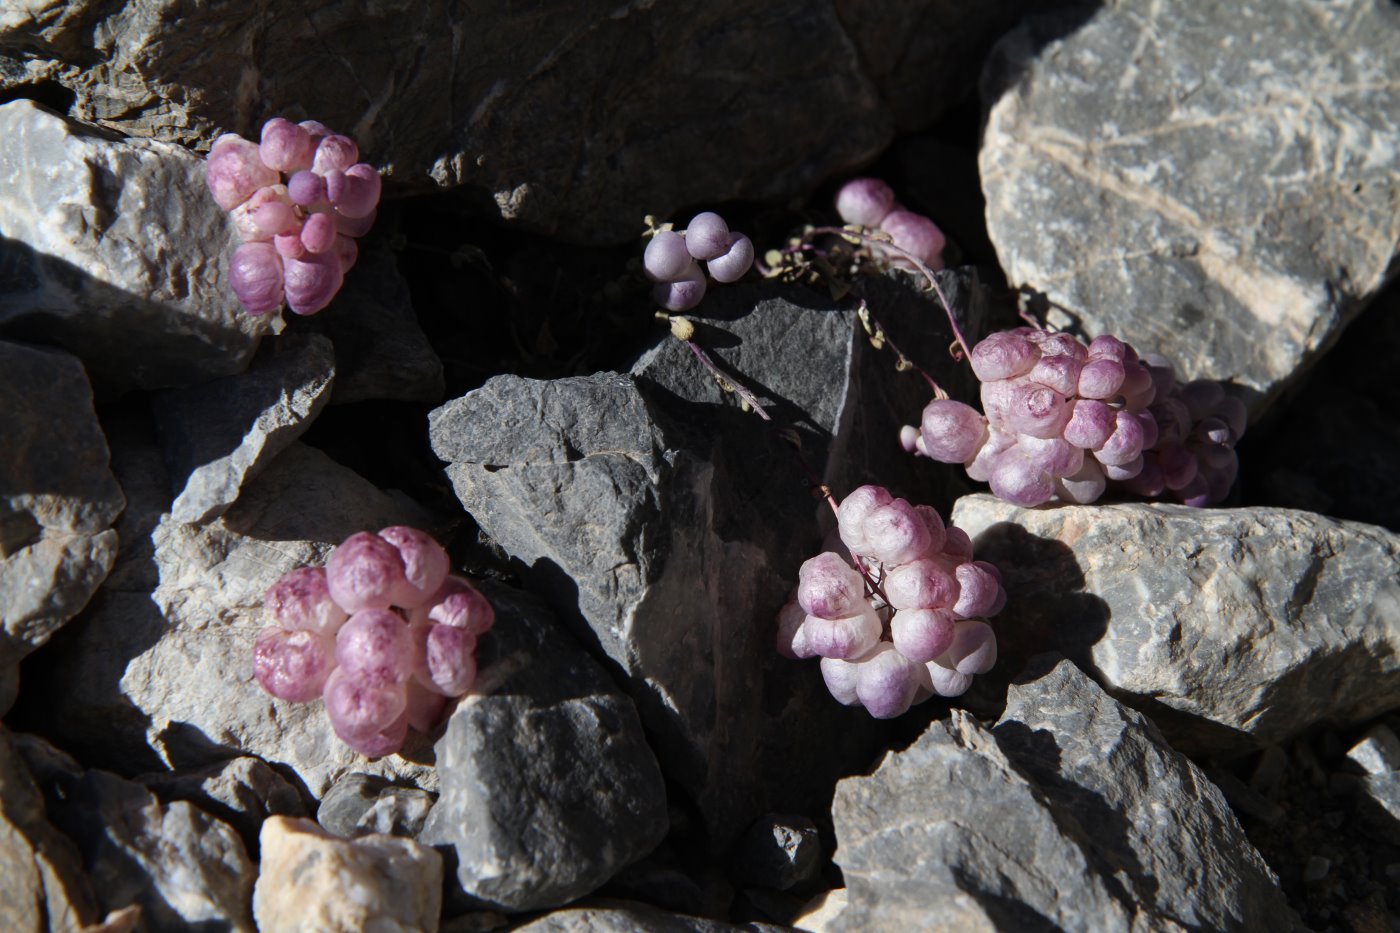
[253,816,442,933]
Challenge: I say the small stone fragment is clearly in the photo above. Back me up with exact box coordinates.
[732,814,822,891]
[253,815,442,933]
[1346,725,1400,776]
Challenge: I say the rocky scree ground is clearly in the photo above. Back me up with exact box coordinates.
[1,1,1399,931]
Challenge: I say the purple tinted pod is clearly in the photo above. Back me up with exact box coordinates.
[326,531,408,612]
[227,242,285,316]
[377,526,450,609]
[312,134,360,174]
[324,667,407,743]
[878,210,945,271]
[264,566,348,634]
[283,250,345,315]
[206,134,279,210]
[707,233,754,283]
[890,608,956,664]
[836,485,894,554]
[835,178,896,227]
[336,609,416,682]
[652,260,706,311]
[970,330,1040,382]
[797,552,867,620]
[252,627,334,703]
[259,118,314,173]
[918,399,989,464]
[683,212,730,261]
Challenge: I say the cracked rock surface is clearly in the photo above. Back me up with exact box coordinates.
[980,0,1400,409]
[952,494,1400,757]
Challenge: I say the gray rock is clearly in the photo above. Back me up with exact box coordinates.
[30,441,439,795]
[952,494,1400,757]
[317,772,435,839]
[1348,725,1400,844]
[732,815,821,892]
[509,901,759,933]
[421,582,667,912]
[1347,725,1400,775]
[2,3,1038,243]
[430,276,985,843]
[153,332,336,525]
[0,341,122,677]
[0,726,100,933]
[829,658,1298,932]
[980,0,1400,410]
[321,244,444,405]
[137,756,307,854]
[0,100,264,392]
[38,764,255,931]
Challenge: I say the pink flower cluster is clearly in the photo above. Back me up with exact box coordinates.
[777,486,1005,718]
[252,527,494,758]
[835,178,946,272]
[206,118,382,316]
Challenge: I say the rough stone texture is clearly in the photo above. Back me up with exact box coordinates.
[253,815,441,933]
[25,441,439,796]
[980,0,1400,410]
[137,756,307,855]
[510,901,764,932]
[153,332,336,525]
[0,341,123,679]
[317,772,434,839]
[320,244,445,405]
[0,726,99,933]
[429,275,985,843]
[829,658,1299,932]
[24,754,255,932]
[421,582,668,912]
[732,815,821,892]
[0,2,1042,244]
[0,100,264,392]
[1347,725,1400,844]
[952,494,1400,757]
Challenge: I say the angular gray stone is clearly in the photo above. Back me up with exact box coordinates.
[429,276,985,844]
[0,726,99,933]
[421,582,668,912]
[0,100,264,391]
[0,341,122,675]
[153,332,336,524]
[31,441,439,795]
[1347,725,1400,775]
[36,763,254,931]
[321,244,444,405]
[137,756,307,854]
[829,658,1299,932]
[2,3,1038,243]
[317,772,435,839]
[1348,725,1400,844]
[510,901,763,933]
[980,0,1400,410]
[951,494,1400,757]
[732,815,821,892]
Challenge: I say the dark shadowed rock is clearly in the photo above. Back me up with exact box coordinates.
[0,341,122,688]
[137,756,307,855]
[316,772,435,840]
[952,494,1400,757]
[421,582,667,913]
[429,274,986,844]
[980,0,1400,410]
[153,332,336,525]
[829,658,1299,932]
[732,814,822,892]
[0,100,264,392]
[3,2,1044,243]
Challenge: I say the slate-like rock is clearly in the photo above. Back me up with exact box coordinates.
[1,3,1040,243]
[980,0,1400,409]
[137,756,307,855]
[35,762,254,932]
[829,658,1299,932]
[0,100,263,392]
[430,276,985,844]
[0,726,99,933]
[1347,725,1400,844]
[153,332,336,525]
[253,816,441,933]
[320,244,445,405]
[0,341,122,679]
[509,902,768,932]
[951,494,1400,757]
[732,815,821,892]
[25,441,439,795]
[420,582,667,912]
[317,772,434,839]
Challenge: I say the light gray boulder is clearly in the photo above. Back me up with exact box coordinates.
[828,658,1299,931]
[952,494,1400,757]
[0,100,264,392]
[980,0,1400,410]
[137,756,307,855]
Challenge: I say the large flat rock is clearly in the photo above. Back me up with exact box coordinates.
[980,0,1400,409]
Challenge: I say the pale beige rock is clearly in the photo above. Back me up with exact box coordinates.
[253,816,442,933]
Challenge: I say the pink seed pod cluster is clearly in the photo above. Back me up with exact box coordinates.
[834,177,946,272]
[776,485,1006,718]
[205,118,382,317]
[901,329,1246,508]
[644,211,755,311]
[252,527,494,757]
